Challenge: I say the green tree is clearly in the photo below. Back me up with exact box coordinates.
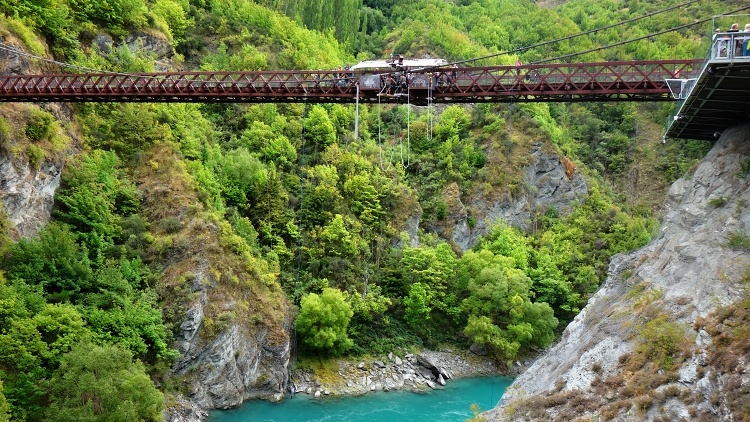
[304,105,336,153]
[296,288,354,355]
[343,174,385,230]
[45,342,164,422]
[400,242,456,311]
[4,223,94,302]
[0,295,89,420]
[302,164,343,228]
[479,222,531,272]
[403,282,432,328]
[458,249,558,360]
[54,150,139,260]
[0,379,9,422]
[150,0,192,44]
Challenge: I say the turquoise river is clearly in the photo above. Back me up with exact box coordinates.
[210,376,513,422]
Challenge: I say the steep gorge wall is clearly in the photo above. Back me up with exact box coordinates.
[132,145,291,418]
[490,124,750,421]
[434,141,588,252]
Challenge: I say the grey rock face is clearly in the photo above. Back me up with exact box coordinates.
[521,142,587,216]
[124,32,174,60]
[0,153,63,238]
[0,38,32,75]
[168,262,290,411]
[452,141,587,251]
[171,319,290,409]
[93,31,174,60]
[491,124,750,420]
[162,396,208,422]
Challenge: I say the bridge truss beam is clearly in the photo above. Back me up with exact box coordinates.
[0,60,702,105]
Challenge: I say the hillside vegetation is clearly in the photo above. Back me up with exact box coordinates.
[0,0,739,419]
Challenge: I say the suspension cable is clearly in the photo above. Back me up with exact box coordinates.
[0,42,183,82]
[531,4,750,64]
[411,0,703,71]
[427,74,433,145]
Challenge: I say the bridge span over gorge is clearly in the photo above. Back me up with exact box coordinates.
[0,60,701,105]
[1,46,749,143]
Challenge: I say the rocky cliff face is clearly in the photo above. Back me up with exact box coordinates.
[0,36,68,239]
[171,317,290,408]
[490,124,750,421]
[440,141,587,252]
[168,265,290,410]
[0,152,63,238]
[131,145,291,421]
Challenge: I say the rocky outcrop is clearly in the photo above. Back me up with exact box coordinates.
[132,145,292,421]
[291,349,500,398]
[0,152,63,238]
[172,319,290,409]
[444,141,587,251]
[162,396,208,422]
[168,267,290,411]
[489,124,750,421]
[93,31,174,61]
[0,38,32,75]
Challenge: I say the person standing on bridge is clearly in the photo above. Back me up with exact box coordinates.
[728,23,742,57]
[743,24,750,56]
[715,28,728,58]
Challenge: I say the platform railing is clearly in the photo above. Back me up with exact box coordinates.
[711,32,750,60]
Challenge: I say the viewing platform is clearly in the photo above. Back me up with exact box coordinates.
[664,31,750,141]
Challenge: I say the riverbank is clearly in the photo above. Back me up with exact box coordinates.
[289,347,517,399]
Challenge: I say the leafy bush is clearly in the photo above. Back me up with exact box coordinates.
[708,197,727,208]
[24,109,55,142]
[45,342,164,421]
[25,144,45,169]
[69,0,149,34]
[150,0,191,43]
[636,314,691,370]
[296,288,354,355]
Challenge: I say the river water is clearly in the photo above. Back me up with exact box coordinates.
[210,376,513,422]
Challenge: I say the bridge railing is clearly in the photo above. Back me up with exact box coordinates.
[711,32,750,60]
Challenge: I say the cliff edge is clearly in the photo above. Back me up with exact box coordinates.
[490,123,750,421]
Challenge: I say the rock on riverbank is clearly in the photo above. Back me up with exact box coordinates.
[290,348,505,398]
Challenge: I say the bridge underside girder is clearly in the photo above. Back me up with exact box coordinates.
[665,60,750,141]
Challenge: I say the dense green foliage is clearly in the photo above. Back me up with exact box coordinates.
[0,153,173,421]
[45,342,164,422]
[296,288,354,355]
[0,0,731,417]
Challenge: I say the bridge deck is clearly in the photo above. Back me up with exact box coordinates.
[0,60,701,105]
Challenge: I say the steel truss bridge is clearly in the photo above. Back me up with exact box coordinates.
[0,60,702,105]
